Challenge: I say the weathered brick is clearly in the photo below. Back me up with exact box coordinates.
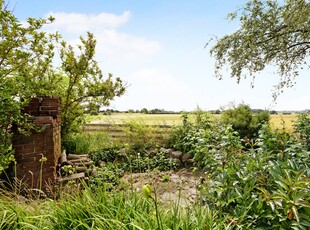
[13,97,61,191]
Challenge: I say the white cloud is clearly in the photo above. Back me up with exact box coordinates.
[95,30,161,63]
[42,11,161,66]
[44,11,131,33]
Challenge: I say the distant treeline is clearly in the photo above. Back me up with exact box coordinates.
[98,108,310,115]
[100,108,180,115]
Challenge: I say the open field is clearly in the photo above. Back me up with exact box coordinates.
[87,113,185,126]
[87,113,299,131]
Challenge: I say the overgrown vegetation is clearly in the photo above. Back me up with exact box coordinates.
[1,0,309,227]
[0,184,220,230]
[1,105,310,229]
[169,106,310,228]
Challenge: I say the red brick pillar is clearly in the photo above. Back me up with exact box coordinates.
[13,97,61,190]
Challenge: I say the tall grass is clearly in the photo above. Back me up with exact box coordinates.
[65,132,111,154]
[0,183,221,229]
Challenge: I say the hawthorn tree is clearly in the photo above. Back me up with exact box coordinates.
[0,1,125,172]
[210,0,310,98]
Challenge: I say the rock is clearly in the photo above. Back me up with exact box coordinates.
[170,151,183,159]
[181,153,193,163]
[149,147,159,154]
[160,148,174,154]
[159,147,168,153]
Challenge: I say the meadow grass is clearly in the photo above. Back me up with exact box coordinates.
[269,114,297,132]
[0,184,221,230]
[87,113,184,126]
[87,113,298,131]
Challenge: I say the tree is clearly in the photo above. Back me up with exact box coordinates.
[0,1,125,172]
[210,0,310,98]
[0,0,60,172]
[141,108,148,114]
[58,32,125,140]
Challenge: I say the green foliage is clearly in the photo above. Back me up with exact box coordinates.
[168,110,310,228]
[88,163,123,191]
[122,119,167,152]
[127,150,178,173]
[221,103,269,139]
[89,144,123,164]
[0,1,125,172]
[294,114,310,150]
[63,132,110,154]
[170,111,213,153]
[85,102,100,115]
[89,145,178,175]
[0,185,219,229]
[58,33,125,141]
[210,0,310,98]
[0,1,59,173]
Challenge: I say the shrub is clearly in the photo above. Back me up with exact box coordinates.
[88,163,123,191]
[221,103,269,139]
[89,146,178,175]
[169,110,309,228]
[197,123,310,229]
[89,144,124,165]
[294,114,310,150]
[170,112,213,153]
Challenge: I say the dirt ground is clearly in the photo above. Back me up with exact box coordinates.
[120,169,205,207]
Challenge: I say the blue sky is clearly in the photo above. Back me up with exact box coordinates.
[12,0,310,111]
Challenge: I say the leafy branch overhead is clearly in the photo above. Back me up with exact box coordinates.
[210,0,310,99]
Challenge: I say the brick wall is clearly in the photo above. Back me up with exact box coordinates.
[13,97,61,190]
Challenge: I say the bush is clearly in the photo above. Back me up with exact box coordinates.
[122,119,168,153]
[221,103,270,139]
[88,163,123,191]
[294,114,310,150]
[89,144,124,165]
[169,109,310,228]
[170,112,213,153]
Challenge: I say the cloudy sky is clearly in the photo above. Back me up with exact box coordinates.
[13,0,309,111]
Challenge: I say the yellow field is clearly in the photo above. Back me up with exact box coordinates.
[269,114,297,132]
[87,113,185,125]
[87,113,298,131]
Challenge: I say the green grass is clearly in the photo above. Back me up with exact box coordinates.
[0,185,221,229]
[73,132,111,154]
